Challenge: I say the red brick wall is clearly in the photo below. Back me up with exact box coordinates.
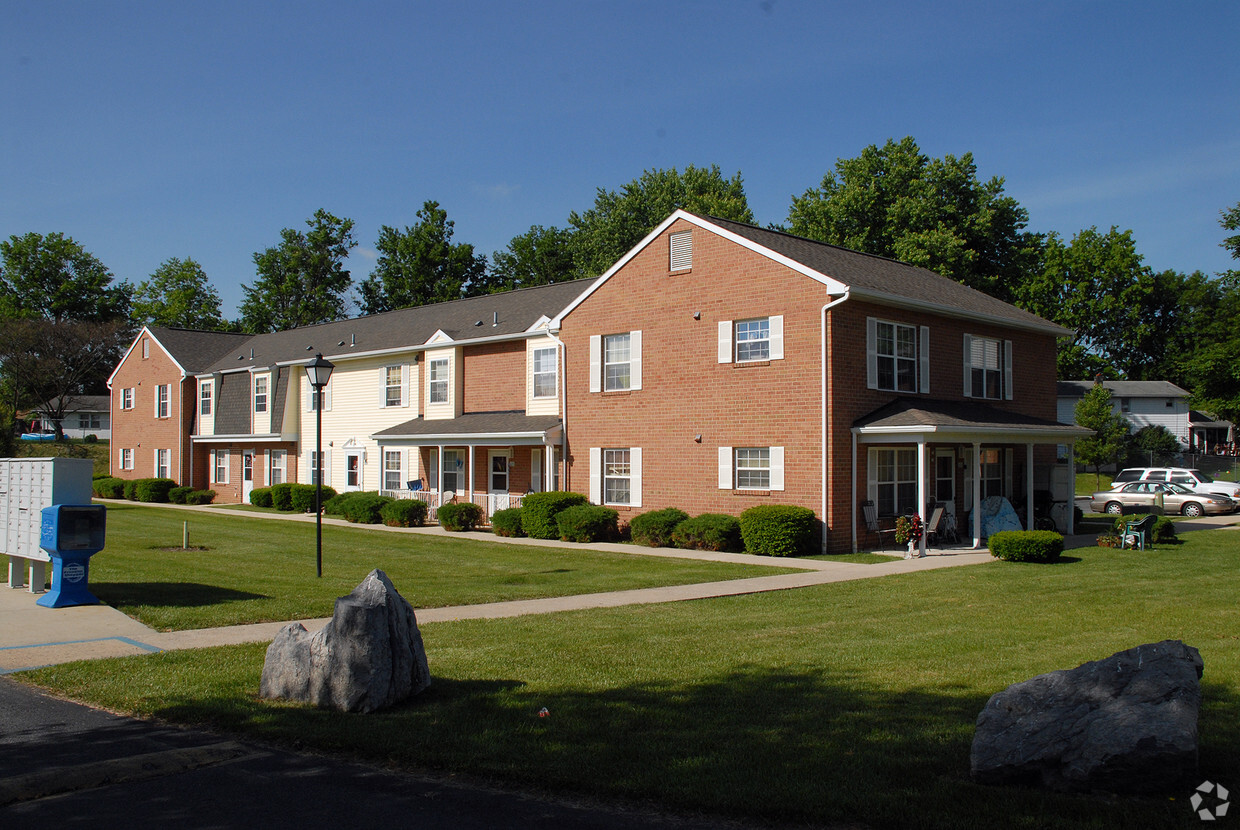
[109,333,192,485]
[462,341,526,413]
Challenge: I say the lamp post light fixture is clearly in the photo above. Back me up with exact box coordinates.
[305,353,335,577]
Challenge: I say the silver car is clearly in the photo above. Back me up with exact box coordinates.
[1091,481,1235,517]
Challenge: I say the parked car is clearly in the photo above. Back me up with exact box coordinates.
[1111,467,1240,500]
[1091,481,1235,517]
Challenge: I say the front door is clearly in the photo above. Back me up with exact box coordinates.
[242,451,255,501]
[345,450,363,492]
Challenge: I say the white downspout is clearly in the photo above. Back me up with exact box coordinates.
[546,329,569,492]
[821,290,850,554]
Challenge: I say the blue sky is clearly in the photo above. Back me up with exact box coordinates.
[3,1,1237,319]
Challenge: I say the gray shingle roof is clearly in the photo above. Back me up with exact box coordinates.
[147,327,253,374]
[855,397,1087,436]
[1056,380,1189,398]
[200,278,595,374]
[372,411,562,440]
[700,215,1067,334]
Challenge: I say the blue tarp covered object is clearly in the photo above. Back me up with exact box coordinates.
[970,496,1023,539]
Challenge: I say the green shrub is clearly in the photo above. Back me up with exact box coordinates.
[490,507,526,537]
[168,486,193,505]
[629,508,689,547]
[521,491,588,539]
[1097,534,1123,548]
[380,498,427,528]
[270,483,295,511]
[185,489,216,505]
[438,501,483,532]
[1153,515,1177,543]
[123,479,139,500]
[84,433,98,443]
[672,513,743,552]
[556,504,619,543]
[339,493,391,523]
[291,483,336,513]
[249,487,273,508]
[134,478,176,503]
[93,477,125,499]
[323,491,366,515]
[989,530,1064,563]
[739,505,818,557]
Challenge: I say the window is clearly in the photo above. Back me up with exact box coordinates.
[269,450,286,485]
[604,334,631,391]
[200,381,212,416]
[78,413,102,429]
[310,451,327,485]
[156,449,170,479]
[156,384,170,418]
[867,319,928,393]
[383,451,402,491]
[669,230,692,271]
[308,380,330,412]
[603,449,631,505]
[532,347,557,398]
[254,376,268,413]
[490,454,509,492]
[871,448,917,516]
[142,338,149,359]
[964,335,1012,400]
[735,319,770,362]
[121,388,134,410]
[119,448,134,470]
[978,449,1002,499]
[735,448,772,489]
[589,332,641,392]
[384,366,402,407]
[213,449,229,484]
[429,358,449,404]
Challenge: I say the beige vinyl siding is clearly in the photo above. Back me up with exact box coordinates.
[526,336,560,417]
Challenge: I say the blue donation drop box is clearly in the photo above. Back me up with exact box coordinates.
[36,505,106,608]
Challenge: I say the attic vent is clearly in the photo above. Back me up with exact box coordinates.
[669,231,692,271]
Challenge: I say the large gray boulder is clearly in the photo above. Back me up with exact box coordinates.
[971,640,1202,793]
[260,569,431,713]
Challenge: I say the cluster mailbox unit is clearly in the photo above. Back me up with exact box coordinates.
[1,457,105,608]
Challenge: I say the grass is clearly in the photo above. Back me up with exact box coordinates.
[15,436,110,477]
[89,503,798,630]
[20,527,1240,829]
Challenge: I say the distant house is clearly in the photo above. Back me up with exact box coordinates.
[26,395,112,440]
[1057,381,1193,447]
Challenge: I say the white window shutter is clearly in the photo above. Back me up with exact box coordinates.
[718,446,733,489]
[402,364,411,407]
[589,447,601,503]
[919,326,930,394]
[379,369,388,407]
[589,335,601,393]
[770,446,785,491]
[325,382,332,412]
[324,449,332,486]
[630,447,642,508]
[769,315,784,360]
[630,330,642,390]
[305,379,312,412]
[1004,340,1014,400]
[963,334,973,396]
[718,321,733,364]
[866,317,878,389]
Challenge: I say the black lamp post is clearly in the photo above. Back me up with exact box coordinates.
[305,353,335,577]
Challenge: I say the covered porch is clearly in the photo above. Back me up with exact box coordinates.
[371,411,563,526]
[851,399,1090,555]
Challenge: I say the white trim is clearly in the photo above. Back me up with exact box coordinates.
[718,321,733,364]
[630,447,642,508]
[589,447,601,503]
[919,326,930,394]
[718,446,732,489]
[769,446,784,491]
[589,335,601,393]
[630,330,642,391]
[768,315,784,361]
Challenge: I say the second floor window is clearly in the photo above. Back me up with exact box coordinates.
[604,334,631,391]
[385,366,402,407]
[200,382,212,416]
[429,359,449,404]
[876,321,917,393]
[121,388,134,410]
[965,336,1008,400]
[533,347,556,398]
[156,385,170,418]
[735,319,771,362]
[254,376,268,413]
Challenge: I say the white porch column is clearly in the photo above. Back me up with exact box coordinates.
[468,445,476,502]
[545,444,553,491]
[1026,444,1035,530]
[972,441,983,548]
[917,439,928,557]
[851,430,858,554]
[437,444,445,494]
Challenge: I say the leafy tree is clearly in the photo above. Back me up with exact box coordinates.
[488,224,582,292]
[0,232,131,322]
[240,209,356,332]
[786,137,1038,300]
[1128,424,1181,467]
[1073,383,1131,483]
[1221,201,1240,285]
[132,257,225,330]
[568,165,754,277]
[1015,227,1152,379]
[358,201,488,314]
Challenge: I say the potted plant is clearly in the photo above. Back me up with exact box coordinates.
[895,514,924,558]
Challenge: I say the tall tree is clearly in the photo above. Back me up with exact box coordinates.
[358,201,488,314]
[488,224,582,292]
[132,257,225,330]
[786,137,1038,301]
[1221,201,1240,286]
[240,209,356,332]
[1073,383,1131,484]
[568,165,754,277]
[0,231,131,322]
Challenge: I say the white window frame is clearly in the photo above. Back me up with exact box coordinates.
[383,450,403,491]
[589,447,642,507]
[121,388,134,410]
[532,347,557,399]
[604,333,631,391]
[869,447,918,517]
[200,381,212,416]
[142,338,149,359]
[718,446,785,490]
[253,375,268,413]
[589,332,642,393]
[963,335,1012,401]
[269,450,286,485]
[156,449,170,479]
[867,318,929,394]
[213,449,229,484]
[155,384,170,418]
[383,365,404,408]
[428,358,449,404]
[307,379,332,412]
[119,448,134,470]
[603,449,631,505]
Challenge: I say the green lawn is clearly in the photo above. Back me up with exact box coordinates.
[90,503,798,630]
[21,527,1240,829]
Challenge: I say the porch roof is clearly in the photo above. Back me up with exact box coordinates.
[853,398,1091,445]
[371,411,562,446]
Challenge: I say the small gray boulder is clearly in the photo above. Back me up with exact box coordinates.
[260,569,431,713]
[971,640,1202,793]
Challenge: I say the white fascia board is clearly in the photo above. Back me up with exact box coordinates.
[852,424,1091,444]
[108,326,186,386]
[847,286,1074,338]
[370,431,551,445]
[191,433,283,443]
[526,315,552,333]
[426,329,454,345]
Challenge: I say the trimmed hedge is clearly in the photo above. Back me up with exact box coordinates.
[629,508,689,548]
[438,501,483,532]
[338,493,391,523]
[134,478,176,503]
[186,489,216,505]
[556,504,619,543]
[490,507,526,537]
[671,513,743,552]
[521,491,588,539]
[93,477,125,499]
[249,487,273,508]
[168,486,194,505]
[270,483,295,511]
[380,498,427,528]
[1153,515,1177,544]
[739,505,817,557]
[988,530,1064,563]
[123,479,139,501]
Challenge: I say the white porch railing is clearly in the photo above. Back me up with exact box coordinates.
[380,489,525,527]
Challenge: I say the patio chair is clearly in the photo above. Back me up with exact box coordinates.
[862,500,898,551]
[1122,514,1158,550]
[924,506,945,547]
